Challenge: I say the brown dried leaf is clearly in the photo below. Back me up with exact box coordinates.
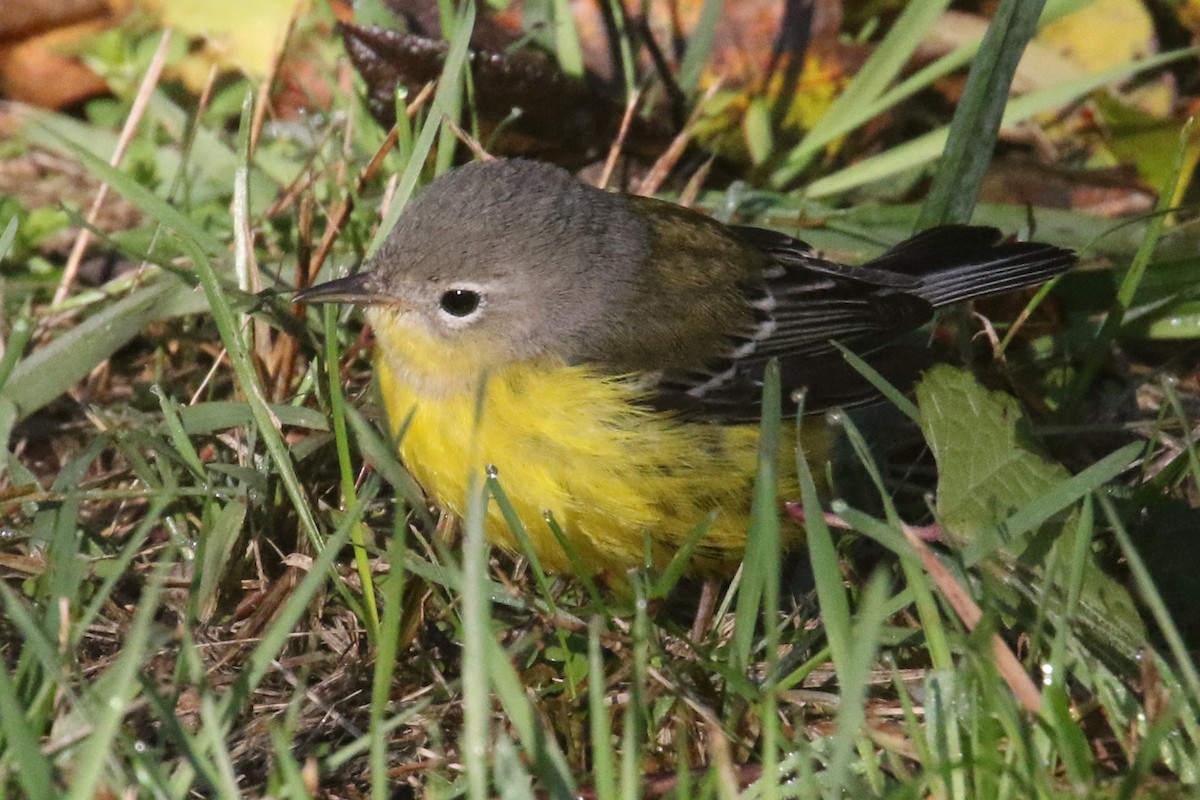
[342,23,675,165]
[0,19,113,109]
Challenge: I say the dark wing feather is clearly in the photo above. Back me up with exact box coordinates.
[649,224,1074,423]
[863,225,1077,306]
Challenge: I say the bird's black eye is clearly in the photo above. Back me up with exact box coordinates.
[439,288,481,317]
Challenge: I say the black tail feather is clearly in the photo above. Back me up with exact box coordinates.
[863,225,1076,308]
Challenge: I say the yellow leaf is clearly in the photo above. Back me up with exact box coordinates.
[1038,0,1154,73]
[139,0,308,86]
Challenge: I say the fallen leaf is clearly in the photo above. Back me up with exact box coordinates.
[342,22,674,165]
[0,0,128,110]
[1038,0,1156,74]
[139,0,310,88]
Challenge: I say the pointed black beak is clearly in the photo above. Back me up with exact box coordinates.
[294,272,383,305]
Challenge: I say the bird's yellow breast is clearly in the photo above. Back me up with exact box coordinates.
[370,312,815,577]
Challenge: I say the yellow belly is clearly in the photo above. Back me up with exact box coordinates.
[373,347,824,578]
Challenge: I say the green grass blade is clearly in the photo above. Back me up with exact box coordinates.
[1047,496,1095,677]
[543,511,606,606]
[918,0,1046,227]
[1102,495,1200,711]
[321,304,380,637]
[651,511,716,600]
[1,277,209,420]
[73,499,169,645]
[137,675,226,794]
[192,501,246,623]
[678,0,724,94]
[620,581,650,800]
[552,0,585,77]
[494,731,537,799]
[798,398,852,677]
[344,404,429,523]
[63,554,171,800]
[0,659,53,798]
[195,695,243,798]
[371,530,408,800]
[176,216,334,585]
[42,128,224,256]
[588,617,617,800]
[435,3,472,184]
[831,341,920,423]
[1063,119,1195,413]
[0,584,61,679]
[828,570,891,794]
[733,360,781,671]
[462,473,491,800]
[325,698,435,771]
[0,218,28,394]
[369,1,476,257]
[0,215,16,257]
[402,552,526,609]
[178,401,329,435]
[604,0,637,97]
[804,44,1200,198]
[229,517,354,712]
[487,475,556,601]
[776,0,1083,188]
[777,0,952,182]
[963,441,1143,566]
[153,386,208,481]
[270,726,313,798]
[835,413,954,672]
[485,635,578,799]
[0,303,33,398]
[750,363,785,799]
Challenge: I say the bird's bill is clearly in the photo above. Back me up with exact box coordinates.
[294,272,383,305]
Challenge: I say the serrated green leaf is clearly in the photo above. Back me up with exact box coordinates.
[918,365,1149,682]
[917,364,1067,544]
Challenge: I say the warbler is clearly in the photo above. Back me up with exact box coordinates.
[298,158,1075,577]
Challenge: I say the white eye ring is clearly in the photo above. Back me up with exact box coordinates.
[436,283,486,325]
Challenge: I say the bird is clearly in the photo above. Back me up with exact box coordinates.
[296,157,1075,578]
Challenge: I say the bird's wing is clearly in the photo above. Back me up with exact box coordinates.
[647,224,1073,423]
[647,226,936,422]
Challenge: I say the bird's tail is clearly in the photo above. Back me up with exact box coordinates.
[862,225,1077,308]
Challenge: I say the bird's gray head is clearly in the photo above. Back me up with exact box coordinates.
[359,158,648,370]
